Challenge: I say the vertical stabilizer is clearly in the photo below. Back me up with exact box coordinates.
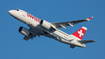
[72,27,87,40]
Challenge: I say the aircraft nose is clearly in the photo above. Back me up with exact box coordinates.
[8,10,15,15]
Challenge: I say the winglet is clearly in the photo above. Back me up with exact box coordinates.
[86,16,93,21]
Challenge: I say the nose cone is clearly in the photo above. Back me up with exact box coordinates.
[8,10,15,16]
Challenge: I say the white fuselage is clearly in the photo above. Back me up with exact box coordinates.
[9,9,86,48]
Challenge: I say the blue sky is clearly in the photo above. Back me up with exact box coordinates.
[0,0,105,59]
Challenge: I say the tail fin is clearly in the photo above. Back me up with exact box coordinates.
[72,27,87,40]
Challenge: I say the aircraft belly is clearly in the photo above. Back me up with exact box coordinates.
[51,33,72,45]
[58,39,84,47]
[52,32,83,47]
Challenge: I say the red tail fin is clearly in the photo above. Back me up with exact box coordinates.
[72,27,87,40]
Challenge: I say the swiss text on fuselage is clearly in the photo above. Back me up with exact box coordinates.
[27,13,40,23]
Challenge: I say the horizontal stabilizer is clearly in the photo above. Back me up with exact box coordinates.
[78,40,95,44]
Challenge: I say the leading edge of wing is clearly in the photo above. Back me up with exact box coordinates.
[51,17,93,29]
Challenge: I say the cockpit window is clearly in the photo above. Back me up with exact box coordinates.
[14,9,19,11]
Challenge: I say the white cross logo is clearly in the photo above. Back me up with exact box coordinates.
[78,30,84,37]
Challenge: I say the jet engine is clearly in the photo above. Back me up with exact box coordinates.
[19,26,30,36]
[40,20,52,29]
[40,20,56,32]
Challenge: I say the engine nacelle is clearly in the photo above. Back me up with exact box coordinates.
[40,20,56,32]
[19,27,30,36]
[40,20,51,30]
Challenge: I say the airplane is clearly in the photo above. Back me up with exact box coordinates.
[8,9,95,48]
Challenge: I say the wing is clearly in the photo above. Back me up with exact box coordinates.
[23,28,43,40]
[78,40,95,44]
[51,17,93,29]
